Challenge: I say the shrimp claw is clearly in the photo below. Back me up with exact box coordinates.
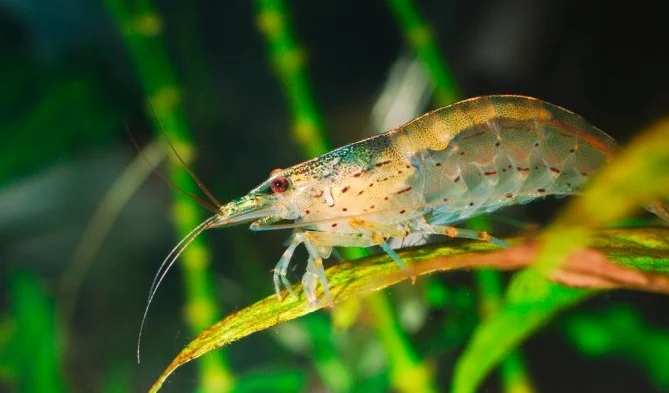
[273,234,301,301]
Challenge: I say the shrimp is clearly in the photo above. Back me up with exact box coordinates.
[146,95,656,309]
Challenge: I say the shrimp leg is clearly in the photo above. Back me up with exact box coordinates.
[421,224,510,248]
[302,231,377,304]
[301,257,329,305]
[301,225,416,304]
[271,230,375,303]
[273,222,506,302]
[347,219,416,282]
[273,234,302,301]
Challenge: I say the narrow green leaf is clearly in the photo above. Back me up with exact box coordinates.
[452,270,592,393]
[232,368,307,393]
[150,227,669,392]
[0,316,15,383]
[7,271,68,393]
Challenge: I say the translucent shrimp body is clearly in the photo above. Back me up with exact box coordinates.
[203,95,620,303]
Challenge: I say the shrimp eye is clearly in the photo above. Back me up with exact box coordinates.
[270,176,290,193]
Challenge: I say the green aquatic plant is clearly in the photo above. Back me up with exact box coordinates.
[3,271,68,393]
[103,0,235,390]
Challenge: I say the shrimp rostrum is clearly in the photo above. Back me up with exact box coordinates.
[154,95,657,305]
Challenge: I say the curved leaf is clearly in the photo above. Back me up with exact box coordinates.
[452,270,591,393]
[150,227,669,392]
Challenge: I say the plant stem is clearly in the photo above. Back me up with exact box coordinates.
[367,294,438,393]
[254,0,355,391]
[386,0,459,106]
[256,0,330,157]
[388,0,535,389]
[255,2,437,391]
[469,217,535,393]
[103,1,234,390]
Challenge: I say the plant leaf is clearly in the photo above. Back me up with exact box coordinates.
[452,270,592,393]
[565,305,669,390]
[232,368,307,393]
[149,227,669,392]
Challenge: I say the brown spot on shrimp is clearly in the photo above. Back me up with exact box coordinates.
[484,170,497,176]
[396,187,413,195]
[341,186,350,193]
[478,231,491,241]
[375,160,392,167]
[550,166,561,174]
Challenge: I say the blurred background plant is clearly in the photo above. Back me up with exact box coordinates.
[0,0,667,392]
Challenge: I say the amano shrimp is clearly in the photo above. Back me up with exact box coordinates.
[146,95,660,310]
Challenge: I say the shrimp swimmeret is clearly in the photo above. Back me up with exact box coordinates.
[146,95,663,311]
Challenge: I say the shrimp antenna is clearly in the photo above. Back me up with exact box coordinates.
[147,101,222,208]
[125,124,219,213]
[137,215,216,363]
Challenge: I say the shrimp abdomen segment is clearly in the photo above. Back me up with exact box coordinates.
[395,95,617,224]
[400,95,615,172]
